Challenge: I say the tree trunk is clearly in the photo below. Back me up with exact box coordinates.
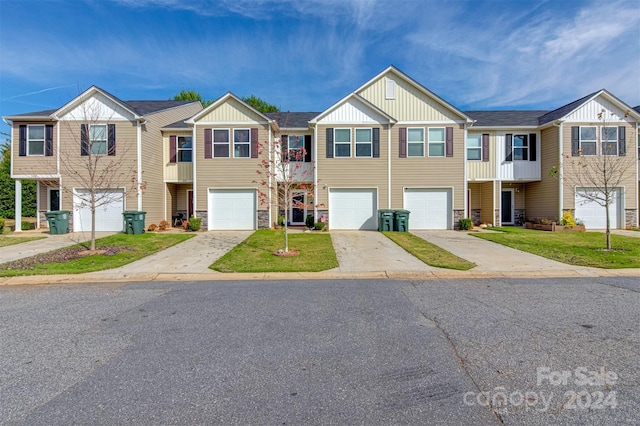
[605,198,611,251]
[284,187,289,252]
[90,193,96,251]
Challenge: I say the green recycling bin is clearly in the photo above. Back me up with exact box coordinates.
[393,209,410,232]
[45,210,70,234]
[122,211,146,235]
[378,209,394,232]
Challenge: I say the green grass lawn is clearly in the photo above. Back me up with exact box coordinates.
[472,227,640,268]
[0,236,47,247]
[382,231,476,270]
[0,233,194,276]
[211,230,338,272]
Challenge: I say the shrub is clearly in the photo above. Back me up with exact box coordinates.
[314,222,326,231]
[0,217,4,232]
[305,214,314,229]
[189,217,202,231]
[559,210,576,227]
[277,215,285,226]
[21,220,35,230]
[148,223,159,232]
[458,218,473,230]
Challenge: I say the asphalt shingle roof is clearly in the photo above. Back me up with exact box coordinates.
[124,100,198,116]
[9,109,58,118]
[266,112,319,129]
[465,110,549,127]
[536,92,598,125]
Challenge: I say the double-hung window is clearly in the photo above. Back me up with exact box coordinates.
[513,134,528,161]
[407,128,424,157]
[213,129,230,158]
[579,126,597,155]
[177,136,192,162]
[428,127,445,157]
[334,129,351,157]
[467,134,482,160]
[601,127,618,155]
[90,124,107,155]
[288,135,305,162]
[234,129,250,158]
[355,128,372,157]
[27,125,45,156]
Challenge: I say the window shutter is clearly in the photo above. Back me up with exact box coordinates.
[446,127,454,157]
[399,127,407,158]
[281,134,289,162]
[618,126,626,156]
[45,125,54,156]
[326,128,333,158]
[204,128,212,159]
[81,124,89,156]
[108,124,116,156]
[372,128,380,158]
[304,135,312,162]
[250,128,259,158]
[529,133,537,161]
[169,136,177,163]
[571,126,580,157]
[505,134,513,162]
[482,133,489,162]
[19,125,27,156]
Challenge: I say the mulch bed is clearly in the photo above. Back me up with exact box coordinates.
[0,245,129,271]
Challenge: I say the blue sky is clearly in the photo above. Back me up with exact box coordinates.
[1,0,639,136]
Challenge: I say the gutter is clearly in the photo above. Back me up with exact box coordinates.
[553,120,564,219]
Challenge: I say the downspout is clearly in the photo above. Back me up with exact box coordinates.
[554,121,564,220]
[137,120,143,211]
[463,123,468,218]
[313,124,318,220]
[268,127,272,227]
[636,122,639,227]
[192,124,197,222]
[36,181,40,229]
[387,122,391,208]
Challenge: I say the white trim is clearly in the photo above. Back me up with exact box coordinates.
[11,174,60,179]
[14,179,22,232]
[192,125,197,215]
[289,191,307,225]
[26,124,46,156]
[398,120,467,125]
[232,128,251,158]
[354,128,373,158]
[191,121,269,126]
[387,124,392,209]
[427,127,446,158]
[313,128,318,221]
[213,128,231,158]
[501,188,515,225]
[556,123,564,218]
[36,181,40,229]
[407,127,425,157]
[137,121,142,210]
[333,128,352,158]
[463,124,468,218]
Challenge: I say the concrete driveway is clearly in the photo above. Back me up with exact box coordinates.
[330,231,434,273]
[411,230,596,274]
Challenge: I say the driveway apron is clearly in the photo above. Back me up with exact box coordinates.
[331,231,434,272]
[0,232,116,264]
[411,230,595,273]
[87,231,252,278]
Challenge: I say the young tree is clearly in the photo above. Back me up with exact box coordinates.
[57,95,143,251]
[254,131,315,253]
[558,109,635,250]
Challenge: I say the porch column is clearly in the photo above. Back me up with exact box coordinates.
[14,179,22,232]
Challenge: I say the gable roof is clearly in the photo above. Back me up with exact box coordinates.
[465,110,549,127]
[538,89,640,125]
[186,92,277,129]
[310,93,397,124]
[124,100,199,116]
[356,65,474,123]
[265,112,319,129]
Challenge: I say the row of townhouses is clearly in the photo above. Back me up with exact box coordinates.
[5,66,640,232]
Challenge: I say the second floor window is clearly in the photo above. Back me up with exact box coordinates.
[28,125,45,155]
[467,134,482,160]
[178,136,192,162]
[90,125,107,155]
[601,126,618,155]
[579,126,597,155]
[513,134,528,161]
[213,129,230,158]
[288,135,305,162]
[234,129,250,158]
[334,129,351,157]
[355,128,372,157]
[408,128,424,157]
[428,128,445,157]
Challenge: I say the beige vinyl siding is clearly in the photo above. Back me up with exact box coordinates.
[502,183,525,209]
[468,183,482,210]
[561,122,637,210]
[141,103,201,225]
[57,120,139,218]
[194,124,271,211]
[467,132,496,179]
[197,98,262,123]
[163,132,194,182]
[11,121,58,176]
[525,126,560,220]
[357,71,466,122]
[315,125,389,210]
[38,182,51,227]
[390,125,466,210]
[480,181,495,224]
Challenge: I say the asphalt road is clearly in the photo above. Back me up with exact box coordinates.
[1,278,638,425]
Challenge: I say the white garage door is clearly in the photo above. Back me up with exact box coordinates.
[208,189,256,230]
[73,189,125,232]
[575,188,620,229]
[404,188,452,230]
[329,188,377,230]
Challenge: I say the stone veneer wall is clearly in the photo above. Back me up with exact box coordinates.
[625,209,638,229]
[196,210,207,229]
[317,209,329,229]
[471,209,481,225]
[453,209,465,230]
[514,209,526,226]
[258,211,270,229]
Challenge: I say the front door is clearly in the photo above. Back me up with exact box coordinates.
[501,190,514,225]
[290,192,306,225]
[49,189,60,211]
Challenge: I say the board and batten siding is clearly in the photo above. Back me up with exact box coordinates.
[315,124,390,210]
[11,121,58,176]
[196,98,262,123]
[525,126,560,220]
[389,124,466,210]
[142,102,202,225]
[163,131,195,183]
[561,122,637,211]
[357,72,466,122]
[467,132,495,180]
